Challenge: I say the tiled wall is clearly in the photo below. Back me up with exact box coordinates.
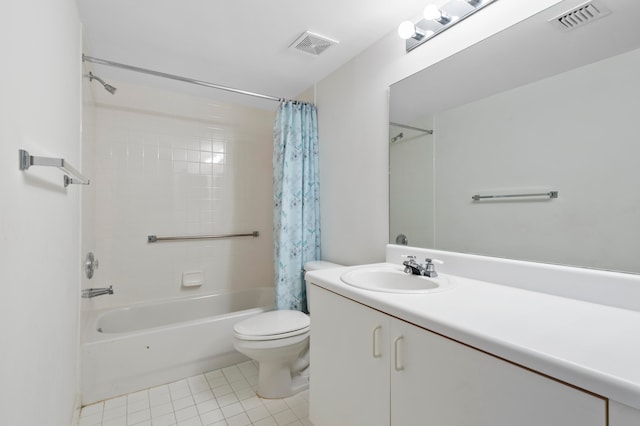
[88,82,275,309]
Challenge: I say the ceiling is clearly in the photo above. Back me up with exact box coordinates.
[76,0,436,109]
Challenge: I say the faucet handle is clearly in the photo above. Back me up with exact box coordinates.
[423,258,443,278]
[401,255,418,265]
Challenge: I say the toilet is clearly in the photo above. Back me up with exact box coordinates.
[233,260,341,399]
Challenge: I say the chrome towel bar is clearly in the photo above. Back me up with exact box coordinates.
[19,149,90,187]
[148,231,259,243]
[472,191,558,201]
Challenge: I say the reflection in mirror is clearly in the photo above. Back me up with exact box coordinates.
[389,121,434,248]
[389,0,640,274]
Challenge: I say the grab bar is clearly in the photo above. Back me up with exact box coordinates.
[472,191,558,201]
[19,149,90,187]
[148,231,259,243]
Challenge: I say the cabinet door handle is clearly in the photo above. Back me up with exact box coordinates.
[372,326,382,358]
[394,335,405,372]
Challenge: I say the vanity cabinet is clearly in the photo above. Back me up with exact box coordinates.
[309,285,607,426]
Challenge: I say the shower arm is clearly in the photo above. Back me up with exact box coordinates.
[88,72,107,86]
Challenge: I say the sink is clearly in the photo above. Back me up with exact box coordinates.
[340,265,453,294]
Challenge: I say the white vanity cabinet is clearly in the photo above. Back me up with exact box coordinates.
[309,284,390,425]
[309,285,607,426]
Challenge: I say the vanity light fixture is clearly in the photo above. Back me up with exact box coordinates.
[398,21,434,41]
[399,0,498,53]
[398,21,424,40]
[424,4,451,25]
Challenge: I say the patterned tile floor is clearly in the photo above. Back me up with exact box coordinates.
[78,361,312,426]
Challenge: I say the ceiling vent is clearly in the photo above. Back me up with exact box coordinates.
[550,1,611,31]
[289,31,339,56]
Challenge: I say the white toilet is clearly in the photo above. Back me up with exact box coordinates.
[233,260,341,399]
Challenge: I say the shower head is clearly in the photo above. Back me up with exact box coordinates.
[88,72,117,94]
[103,83,117,95]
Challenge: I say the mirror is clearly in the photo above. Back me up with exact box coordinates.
[389,0,640,274]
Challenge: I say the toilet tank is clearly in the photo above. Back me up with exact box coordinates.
[304,261,342,312]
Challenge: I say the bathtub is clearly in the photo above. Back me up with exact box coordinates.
[81,287,274,404]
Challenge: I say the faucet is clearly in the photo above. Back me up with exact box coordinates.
[82,285,114,298]
[402,256,442,278]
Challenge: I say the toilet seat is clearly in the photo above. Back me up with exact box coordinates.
[233,310,310,341]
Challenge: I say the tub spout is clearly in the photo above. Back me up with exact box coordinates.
[82,285,114,298]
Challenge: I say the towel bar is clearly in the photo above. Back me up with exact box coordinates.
[19,149,89,187]
[472,191,558,201]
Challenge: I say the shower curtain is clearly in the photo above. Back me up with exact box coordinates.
[273,101,321,312]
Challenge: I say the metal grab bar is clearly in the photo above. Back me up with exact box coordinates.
[472,191,558,201]
[19,149,90,187]
[148,231,259,243]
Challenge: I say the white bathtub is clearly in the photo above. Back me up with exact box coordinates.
[81,287,274,404]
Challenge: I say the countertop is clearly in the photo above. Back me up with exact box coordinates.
[306,263,640,409]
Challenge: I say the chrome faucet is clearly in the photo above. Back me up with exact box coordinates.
[82,285,114,298]
[402,256,442,278]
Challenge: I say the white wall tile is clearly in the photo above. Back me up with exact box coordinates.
[89,82,275,309]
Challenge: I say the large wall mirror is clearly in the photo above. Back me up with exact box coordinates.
[389,0,640,274]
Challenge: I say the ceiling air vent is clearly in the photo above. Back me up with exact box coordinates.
[551,1,611,31]
[289,31,339,56]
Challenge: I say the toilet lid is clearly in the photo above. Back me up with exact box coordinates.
[234,310,310,340]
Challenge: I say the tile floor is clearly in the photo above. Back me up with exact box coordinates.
[78,361,312,426]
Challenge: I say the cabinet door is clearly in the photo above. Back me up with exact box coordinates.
[390,318,606,426]
[309,285,390,426]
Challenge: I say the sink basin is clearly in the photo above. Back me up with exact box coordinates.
[340,265,453,294]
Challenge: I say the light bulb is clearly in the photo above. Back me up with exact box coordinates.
[398,21,417,40]
[424,4,442,20]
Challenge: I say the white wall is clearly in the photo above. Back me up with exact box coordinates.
[0,0,83,424]
[434,47,640,273]
[316,0,564,265]
[85,82,275,310]
[81,60,97,296]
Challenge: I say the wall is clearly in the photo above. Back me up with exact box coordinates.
[86,82,275,310]
[316,0,565,265]
[82,58,97,297]
[0,0,83,425]
[434,47,640,273]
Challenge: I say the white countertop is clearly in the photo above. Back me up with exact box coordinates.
[306,263,640,410]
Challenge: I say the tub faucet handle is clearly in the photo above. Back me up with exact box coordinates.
[85,252,99,279]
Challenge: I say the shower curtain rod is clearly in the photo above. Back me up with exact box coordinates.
[389,122,434,135]
[82,54,289,103]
